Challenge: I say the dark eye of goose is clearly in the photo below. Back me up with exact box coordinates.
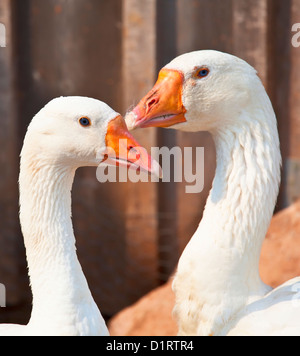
[196,67,210,78]
[79,117,91,127]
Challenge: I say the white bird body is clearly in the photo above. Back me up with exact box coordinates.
[0,96,159,336]
[127,50,300,336]
[222,277,300,336]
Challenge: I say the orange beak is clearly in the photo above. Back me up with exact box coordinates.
[103,115,162,178]
[126,69,187,130]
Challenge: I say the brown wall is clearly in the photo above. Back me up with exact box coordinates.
[0,0,299,322]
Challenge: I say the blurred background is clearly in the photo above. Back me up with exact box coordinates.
[0,0,299,325]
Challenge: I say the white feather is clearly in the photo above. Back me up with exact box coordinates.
[0,97,119,336]
[164,50,299,336]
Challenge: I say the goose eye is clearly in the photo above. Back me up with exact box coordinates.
[196,67,210,78]
[79,117,91,127]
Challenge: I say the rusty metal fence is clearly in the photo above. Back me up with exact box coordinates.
[0,0,299,322]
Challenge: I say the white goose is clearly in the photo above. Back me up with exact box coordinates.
[126,50,300,336]
[0,96,160,336]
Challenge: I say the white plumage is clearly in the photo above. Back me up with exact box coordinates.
[126,50,300,336]
[0,96,158,336]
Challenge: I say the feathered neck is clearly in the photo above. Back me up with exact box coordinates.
[173,86,281,336]
[19,144,107,335]
[207,115,280,251]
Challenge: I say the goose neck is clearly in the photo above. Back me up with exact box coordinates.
[174,108,281,335]
[19,156,101,332]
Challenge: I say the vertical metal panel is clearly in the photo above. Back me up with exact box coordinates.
[0,0,36,325]
[285,0,300,206]
[232,0,269,84]
[177,0,233,54]
[289,0,300,158]
[266,0,292,208]
[0,0,25,312]
[122,0,160,300]
[122,0,157,107]
[156,0,179,282]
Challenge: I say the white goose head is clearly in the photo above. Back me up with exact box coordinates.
[126,50,266,133]
[23,96,161,176]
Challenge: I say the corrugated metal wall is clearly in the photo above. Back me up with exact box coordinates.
[0,0,299,323]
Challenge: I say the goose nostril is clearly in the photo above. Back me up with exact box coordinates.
[146,97,158,113]
[148,99,156,107]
